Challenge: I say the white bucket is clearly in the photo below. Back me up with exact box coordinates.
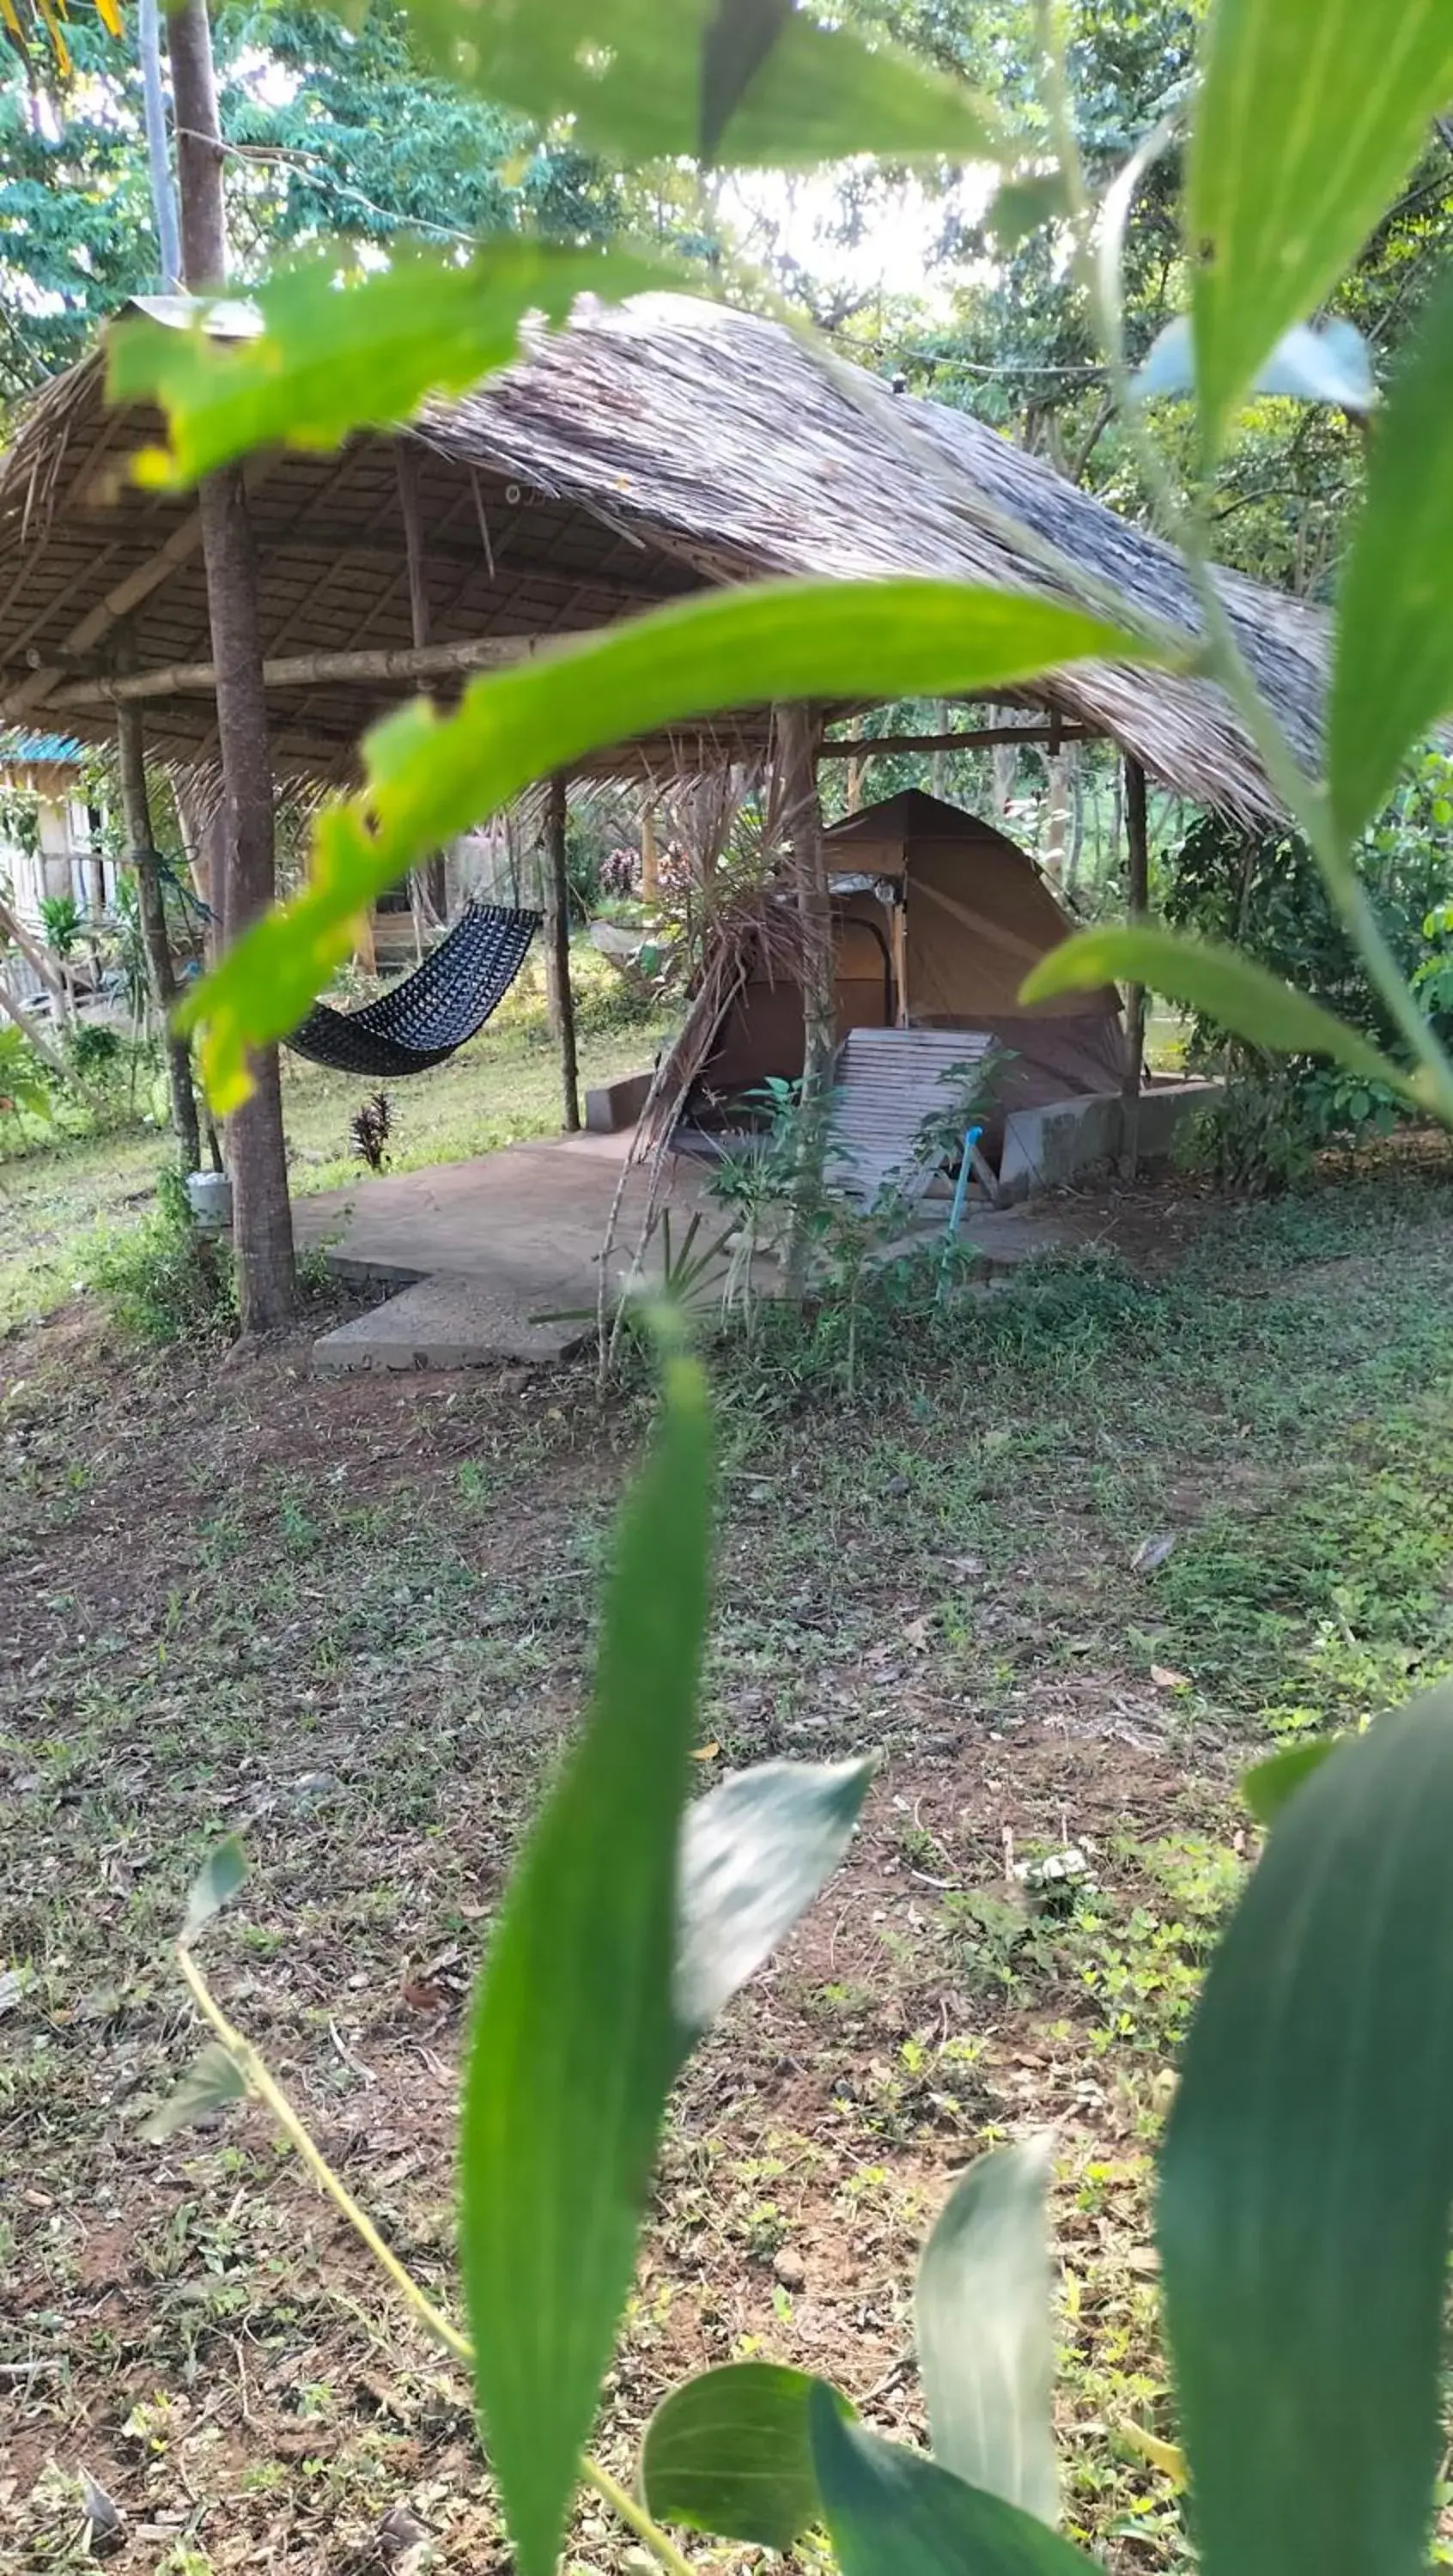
[186,1170,234,1233]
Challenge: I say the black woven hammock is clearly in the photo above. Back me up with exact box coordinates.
[286,904,540,1078]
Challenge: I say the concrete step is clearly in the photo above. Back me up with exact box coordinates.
[313,1271,589,1373]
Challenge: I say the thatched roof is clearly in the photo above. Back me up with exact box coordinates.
[0,290,1326,816]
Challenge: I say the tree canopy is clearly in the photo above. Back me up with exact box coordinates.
[0,0,623,404]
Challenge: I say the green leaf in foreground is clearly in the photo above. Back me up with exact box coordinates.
[985,171,1071,253]
[1020,924,1421,1103]
[1186,0,1453,458]
[1159,1686,1453,2576]
[675,1755,872,2047]
[641,2362,848,2548]
[107,241,666,489]
[179,580,1162,1109]
[810,2388,1097,2576]
[457,1355,712,2576]
[1330,264,1453,846]
[700,0,793,159]
[142,2042,246,2143]
[404,0,1004,168]
[1240,1736,1341,1827]
[181,1837,246,1946]
[915,2141,1059,2524]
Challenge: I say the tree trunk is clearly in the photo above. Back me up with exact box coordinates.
[167,0,295,1331]
[117,703,201,1171]
[778,704,831,1301]
[544,774,580,1132]
[1120,755,1150,1181]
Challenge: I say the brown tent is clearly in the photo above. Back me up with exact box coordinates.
[694,789,1124,1130]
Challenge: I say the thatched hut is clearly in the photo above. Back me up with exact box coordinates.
[0,288,1329,1203]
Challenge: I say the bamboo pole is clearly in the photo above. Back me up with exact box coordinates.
[0,975,69,1078]
[817,723,1096,759]
[781,705,830,1302]
[397,445,448,924]
[116,702,201,1171]
[45,632,533,710]
[0,894,66,1001]
[1120,753,1150,1181]
[545,774,581,1133]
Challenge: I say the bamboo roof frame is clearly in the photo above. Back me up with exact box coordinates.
[0,290,1328,817]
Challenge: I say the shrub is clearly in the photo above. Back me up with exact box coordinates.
[84,1168,237,1344]
[1176,1058,1405,1194]
[64,1021,125,1078]
[1164,773,1453,1185]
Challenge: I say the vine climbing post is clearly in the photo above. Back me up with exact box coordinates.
[116,702,201,1172]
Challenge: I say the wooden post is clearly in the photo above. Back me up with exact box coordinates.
[641,803,660,903]
[891,899,909,1027]
[1121,753,1150,1181]
[84,804,106,928]
[168,0,295,1330]
[117,702,201,1172]
[544,773,581,1133]
[1043,741,1073,885]
[397,445,448,925]
[778,704,831,1299]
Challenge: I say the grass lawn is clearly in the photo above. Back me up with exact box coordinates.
[0,950,666,1336]
[4,1148,1453,2571]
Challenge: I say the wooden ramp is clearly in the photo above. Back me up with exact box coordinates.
[824,1027,995,1203]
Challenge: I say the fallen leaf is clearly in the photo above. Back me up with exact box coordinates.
[1132,1534,1176,1574]
[1150,1664,1190,1690]
[691,1741,720,1762]
[901,1616,933,1652]
[399,1978,448,2014]
[78,2470,125,2550]
[1119,2422,1186,2488]
[377,2500,433,2567]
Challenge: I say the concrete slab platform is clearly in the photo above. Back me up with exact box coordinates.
[298,1132,731,1373]
[313,1271,588,1372]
